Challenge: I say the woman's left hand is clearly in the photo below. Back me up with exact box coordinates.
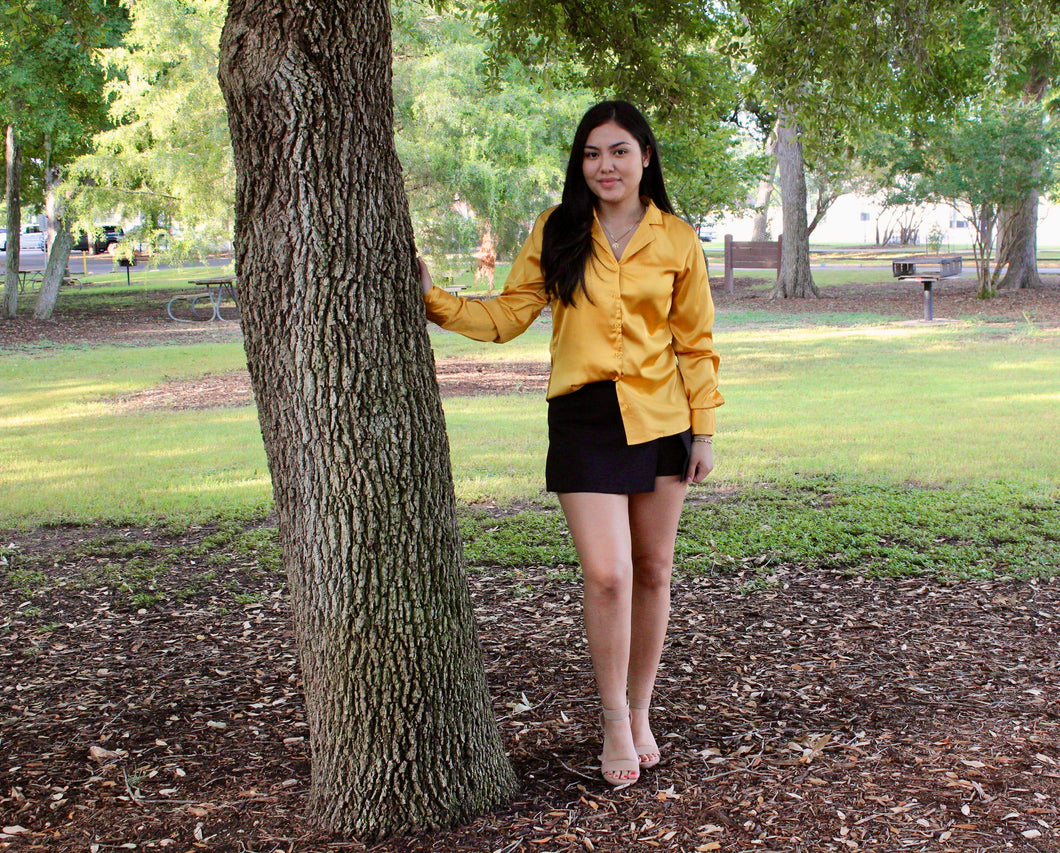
[684,441,714,484]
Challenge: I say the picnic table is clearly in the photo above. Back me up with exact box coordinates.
[16,270,82,292]
[16,270,42,292]
[167,275,239,322]
[891,255,963,321]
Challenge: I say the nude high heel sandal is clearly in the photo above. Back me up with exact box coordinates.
[630,698,661,769]
[599,705,640,788]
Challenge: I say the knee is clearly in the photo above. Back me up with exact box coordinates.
[583,561,632,600]
[632,553,672,591]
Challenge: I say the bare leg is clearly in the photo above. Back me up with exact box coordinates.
[627,475,686,764]
[559,491,639,784]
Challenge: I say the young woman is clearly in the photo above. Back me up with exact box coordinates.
[419,100,723,788]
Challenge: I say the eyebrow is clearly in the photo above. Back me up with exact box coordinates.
[584,140,634,151]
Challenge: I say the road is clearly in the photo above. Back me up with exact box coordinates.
[0,249,233,276]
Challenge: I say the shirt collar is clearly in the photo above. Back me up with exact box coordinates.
[591,198,662,266]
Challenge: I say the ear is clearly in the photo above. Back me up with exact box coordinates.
[642,145,651,168]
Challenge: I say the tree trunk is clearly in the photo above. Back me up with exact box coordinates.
[34,164,71,320]
[217,0,517,840]
[998,70,1049,291]
[44,161,61,256]
[772,109,817,298]
[997,188,1043,291]
[4,125,21,319]
[750,128,778,242]
[971,202,997,298]
[33,225,73,320]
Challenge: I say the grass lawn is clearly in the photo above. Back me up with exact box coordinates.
[1,290,1057,579]
[431,320,1060,490]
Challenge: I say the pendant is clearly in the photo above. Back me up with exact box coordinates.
[611,242,620,251]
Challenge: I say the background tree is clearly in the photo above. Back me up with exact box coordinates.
[728,0,995,298]
[479,0,766,226]
[72,0,586,269]
[879,101,1059,296]
[217,0,517,838]
[773,108,818,296]
[66,0,234,259]
[0,0,127,320]
[988,3,1060,290]
[3,125,22,318]
[393,5,587,260]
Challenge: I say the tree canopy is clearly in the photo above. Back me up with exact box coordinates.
[65,0,233,256]
[475,0,766,223]
[393,6,587,258]
[0,0,127,203]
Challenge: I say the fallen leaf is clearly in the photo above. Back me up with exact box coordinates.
[88,746,122,764]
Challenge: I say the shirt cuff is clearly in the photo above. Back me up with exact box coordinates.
[423,285,458,324]
[691,408,716,436]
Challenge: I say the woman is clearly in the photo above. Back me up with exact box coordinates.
[419,100,723,788]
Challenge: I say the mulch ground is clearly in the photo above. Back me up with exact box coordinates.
[1,526,1057,852]
[2,274,1059,852]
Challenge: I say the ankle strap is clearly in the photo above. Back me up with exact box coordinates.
[601,705,630,721]
[629,698,651,711]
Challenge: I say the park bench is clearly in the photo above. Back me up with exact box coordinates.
[723,234,782,294]
[891,255,963,321]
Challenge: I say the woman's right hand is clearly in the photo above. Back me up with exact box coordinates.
[417,257,434,296]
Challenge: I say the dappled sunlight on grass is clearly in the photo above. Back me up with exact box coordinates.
[1,316,1058,525]
[443,395,548,502]
[428,324,552,361]
[0,399,269,525]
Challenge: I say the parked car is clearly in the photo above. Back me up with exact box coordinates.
[0,225,46,252]
[72,226,124,254]
[696,222,716,242]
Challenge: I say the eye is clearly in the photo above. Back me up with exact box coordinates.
[584,150,599,160]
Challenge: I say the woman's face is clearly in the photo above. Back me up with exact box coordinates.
[582,121,650,208]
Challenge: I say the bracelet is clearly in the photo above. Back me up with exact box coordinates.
[692,435,713,444]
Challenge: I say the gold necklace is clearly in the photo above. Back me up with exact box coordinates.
[600,211,644,252]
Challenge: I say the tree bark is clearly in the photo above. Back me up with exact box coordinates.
[969,202,998,298]
[998,71,1049,291]
[4,125,21,319]
[750,128,779,242]
[33,225,73,320]
[772,109,817,298]
[997,188,1043,290]
[34,164,71,320]
[217,0,517,840]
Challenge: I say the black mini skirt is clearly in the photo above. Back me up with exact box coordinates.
[545,381,691,494]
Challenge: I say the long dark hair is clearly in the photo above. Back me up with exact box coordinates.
[541,101,674,306]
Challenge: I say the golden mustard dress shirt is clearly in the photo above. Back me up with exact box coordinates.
[423,201,723,445]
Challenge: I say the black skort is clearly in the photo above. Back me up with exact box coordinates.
[545,381,691,494]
